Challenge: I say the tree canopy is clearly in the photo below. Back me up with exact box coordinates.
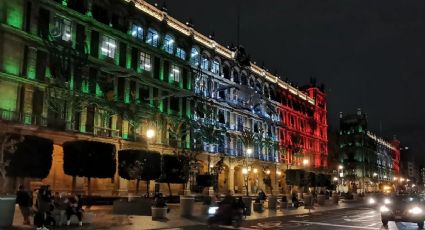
[118,149,161,181]
[6,135,53,178]
[63,140,116,179]
[157,154,189,184]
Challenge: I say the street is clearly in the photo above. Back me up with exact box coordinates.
[176,207,421,230]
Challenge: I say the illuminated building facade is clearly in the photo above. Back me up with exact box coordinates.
[338,109,400,192]
[0,0,326,194]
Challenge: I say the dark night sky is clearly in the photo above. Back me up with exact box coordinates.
[147,0,425,163]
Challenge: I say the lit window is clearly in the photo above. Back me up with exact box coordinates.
[163,34,175,54]
[101,35,116,59]
[131,24,144,40]
[146,28,159,47]
[170,65,181,82]
[211,60,220,74]
[190,47,200,66]
[176,47,186,60]
[140,51,151,71]
[201,57,209,70]
[51,16,72,41]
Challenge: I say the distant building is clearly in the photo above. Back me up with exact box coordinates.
[337,109,400,192]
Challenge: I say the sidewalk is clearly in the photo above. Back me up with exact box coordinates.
[9,200,365,230]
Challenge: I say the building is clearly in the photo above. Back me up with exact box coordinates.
[400,148,420,183]
[337,109,400,192]
[0,0,327,195]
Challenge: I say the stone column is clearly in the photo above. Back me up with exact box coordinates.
[79,103,87,132]
[228,166,235,193]
[22,85,34,124]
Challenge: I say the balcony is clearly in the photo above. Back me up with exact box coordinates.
[94,126,120,138]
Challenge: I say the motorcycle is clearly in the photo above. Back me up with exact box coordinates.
[207,203,245,228]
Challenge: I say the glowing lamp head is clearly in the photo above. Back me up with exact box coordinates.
[253,168,258,173]
[242,168,248,175]
[266,169,271,175]
[246,148,253,155]
[338,165,344,170]
[303,159,309,166]
[146,129,155,139]
[333,177,338,181]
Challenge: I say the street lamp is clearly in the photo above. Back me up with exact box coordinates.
[246,148,253,156]
[338,165,344,170]
[303,159,309,166]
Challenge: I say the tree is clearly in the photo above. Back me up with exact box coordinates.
[285,169,305,188]
[118,149,161,195]
[63,140,116,195]
[157,154,189,196]
[1,135,53,192]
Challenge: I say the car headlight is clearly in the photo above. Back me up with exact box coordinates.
[384,198,392,204]
[408,207,423,215]
[368,198,376,204]
[208,206,219,215]
[380,205,390,212]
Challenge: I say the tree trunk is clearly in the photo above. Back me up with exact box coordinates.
[136,179,140,195]
[72,176,76,193]
[87,177,91,196]
[146,180,150,197]
[167,183,172,197]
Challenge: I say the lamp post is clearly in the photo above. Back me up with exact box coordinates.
[338,165,344,193]
[242,147,253,197]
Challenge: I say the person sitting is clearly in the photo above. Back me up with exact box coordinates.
[258,190,267,201]
[52,192,68,226]
[66,194,83,226]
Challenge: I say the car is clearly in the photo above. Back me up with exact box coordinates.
[380,194,425,228]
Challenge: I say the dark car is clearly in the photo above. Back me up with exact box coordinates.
[380,194,425,228]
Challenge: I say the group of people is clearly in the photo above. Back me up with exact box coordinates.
[16,185,84,229]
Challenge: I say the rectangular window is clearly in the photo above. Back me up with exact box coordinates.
[170,65,181,82]
[146,29,159,47]
[201,58,209,70]
[140,51,152,71]
[101,35,116,58]
[176,47,186,60]
[51,15,72,42]
[211,60,220,74]
[131,24,144,40]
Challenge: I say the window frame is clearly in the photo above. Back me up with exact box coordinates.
[146,28,159,47]
[130,24,144,40]
[51,15,72,42]
[163,34,175,54]
[170,64,181,82]
[140,51,152,71]
[100,35,117,59]
[176,47,186,60]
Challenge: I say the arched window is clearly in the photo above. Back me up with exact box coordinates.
[232,70,240,84]
[163,34,175,54]
[201,55,209,70]
[240,73,247,85]
[223,64,231,80]
[211,59,220,74]
[146,28,159,47]
[190,47,200,66]
[130,24,144,40]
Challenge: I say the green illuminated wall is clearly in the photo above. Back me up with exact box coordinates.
[2,38,22,76]
[0,80,18,112]
[6,0,24,29]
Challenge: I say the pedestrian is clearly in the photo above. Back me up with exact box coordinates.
[34,185,52,230]
[66,194,83,226]
[52,192,68,226]
[16,185,32,225]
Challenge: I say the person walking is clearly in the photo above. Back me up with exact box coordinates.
[16,185,32,225]
[52,192,68,226]
[34,185,52,230]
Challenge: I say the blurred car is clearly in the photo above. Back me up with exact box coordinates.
[380,194,425,228]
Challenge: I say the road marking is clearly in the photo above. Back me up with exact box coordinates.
[289,221,380,229]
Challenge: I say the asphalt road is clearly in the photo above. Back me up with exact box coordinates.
[172,207,423,230]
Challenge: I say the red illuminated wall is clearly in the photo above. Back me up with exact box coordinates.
[279,87,328,169]
[391,139,400,174]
